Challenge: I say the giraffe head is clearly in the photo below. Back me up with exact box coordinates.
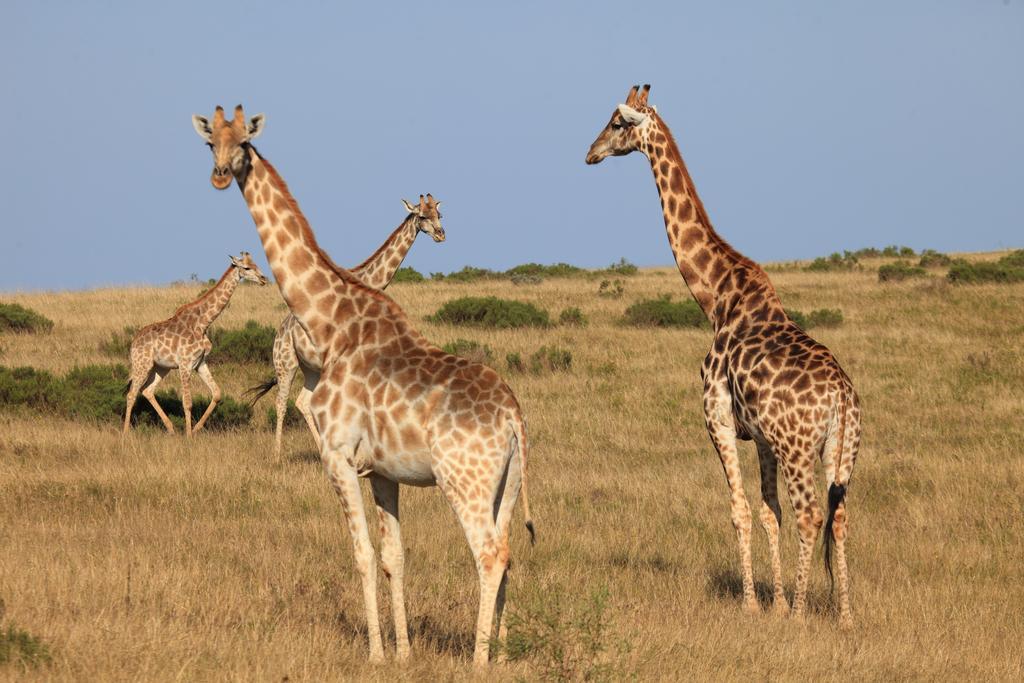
[229,251,269,285]
[400,194,446,243]
[585,84,658,165]
[192,105,266,190]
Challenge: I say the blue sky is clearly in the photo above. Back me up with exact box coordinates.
[1,1,1021,290]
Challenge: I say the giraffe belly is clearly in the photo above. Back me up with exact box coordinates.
[368,448,436,486]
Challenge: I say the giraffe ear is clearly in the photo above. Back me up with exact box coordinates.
[616,104,648,127]
[192,115,213,142]
[229,254,244,267]
[401,199,418,214]
[247,114,265,139]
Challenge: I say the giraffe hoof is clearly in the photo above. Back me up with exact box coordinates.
[838,615,854,631]
[771,598,790,617]
[368,650,385,664]
[743,598,760,615]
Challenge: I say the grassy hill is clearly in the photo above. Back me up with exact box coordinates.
[1,251,1022,680]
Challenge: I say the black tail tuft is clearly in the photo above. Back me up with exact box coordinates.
[244,376,279,407]
[525,520,536,546]
[823,482,847,592]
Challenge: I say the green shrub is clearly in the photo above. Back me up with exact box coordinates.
[429,297,551,328]
[0,366,60,411]
[441,339,495,364]
[506,352,525,373]
[597,279,625,299]
[917,249,952,268]
[602,257,638,276]
[529,346,572,373]
[623,296,706,328]
[804,251,859,272]
[391,267,425,283]
[208,320,276,364]
[850,247,882,259]
[999,249,1024,268]
[510,273,544,286]
[878,261,927,282]
[787,308,845,329]
[98,326,138,358]
[58,364,130,421]
[558,307,588,327]
[506,262,585,279]
[0,303,53,334]
[947,258,1024,284]
[0,622,51,667]
[882,245,916,257]
[431,266,499,283]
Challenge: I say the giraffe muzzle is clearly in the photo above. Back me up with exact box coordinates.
[211,167,233,190]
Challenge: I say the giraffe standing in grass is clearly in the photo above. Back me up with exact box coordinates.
[586,85,861,626]
[247,196,446,461]
[123,252,268,437]
[192,105,534,665]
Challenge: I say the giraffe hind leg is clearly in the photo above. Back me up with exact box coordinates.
[141,366,175,434]
[123,364,154,435]
[756,441,787,614]
[296,367,322,453]
[779,455,823,620]
[370,475,410,660]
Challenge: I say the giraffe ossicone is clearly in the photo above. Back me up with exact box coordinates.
[193,104,535,665]
[123,251,268,437]
[587,85,861,627]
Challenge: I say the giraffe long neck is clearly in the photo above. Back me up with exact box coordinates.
[236,148,361,355]
[643,116,776,327]
[190,266,239,331]
[349,217,418,289]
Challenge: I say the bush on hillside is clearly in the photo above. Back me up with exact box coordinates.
[506,262,585,279]
[98,326,138,358]
[882,245,916,257]
[529,346,572,373]
[601,257,639,276]
[0,303,54,334]
[878,261,928,283]
[623,296,706,328]
[597,279,625,299]
[0,366,60,411]
[804,251,859,272]
[431,266,499,283]
[391,267,425,283]
[947,253,1024,284]
[506,352,525,373]
[917,249,953,268]
[787,308,845,329]
[429,297,551,328]
[559,307,588,327]
[208,320,276,364]
[441,339,495,365]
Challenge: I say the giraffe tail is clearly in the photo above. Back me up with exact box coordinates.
[244,376,278,406]
[823,385,855,592]
[511,415,536,545]
[123,379,132,395]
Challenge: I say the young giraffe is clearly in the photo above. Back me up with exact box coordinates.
[586,85,861,625]
[248,196,446,461]
[192,105,535,664]
[123,252,268,437]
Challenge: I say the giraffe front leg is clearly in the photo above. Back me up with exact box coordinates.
[704,386,757,614]
[322,445,385,662]
[192,362,221,434]
[780,457,823,620]
[179,367,194,438]
[370,475,410,660]
[142,367,175,434]
[756,441,787,615]
[123,366,153,435]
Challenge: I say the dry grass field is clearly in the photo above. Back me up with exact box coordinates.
[1,253,1022,681]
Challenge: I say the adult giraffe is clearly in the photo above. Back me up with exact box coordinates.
[123,252,268,436]
[247,196,445,461]
[192,105,534,664]
[586,85,861,626]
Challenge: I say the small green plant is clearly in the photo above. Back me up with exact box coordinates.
[786,308,809,329]
[391,266,425,283]
[98,325,138,357]
[428,297,551,328]
[529,346,572,373]
[882,245,916,257]
[850,247,882,259]
[208,320,276,364]
[623,295,706,328]
[430,265,499,283]
[558,307,588,327]
[498,584,631,682]
[878,261,928,282]
[441,339,495,365]
[0,366,60,411]
[786,308,845,329]
[917,249,952,268]
[804,251,859,272]
[511,273,544,286]
[58,364,131,421]
[0,622,52,668]
[597,279,625,299]
[602,257,638,276]
[0,303,54,334]
[506,262,585,279]
[506,352,525,373]
[947,250,1024,284]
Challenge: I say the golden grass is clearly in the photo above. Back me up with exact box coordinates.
[1,254,1023,680]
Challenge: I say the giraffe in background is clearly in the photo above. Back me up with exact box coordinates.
[247,195,445,461]
[192,105,534,664]
[587,85,861,626]
[123,252,268,437]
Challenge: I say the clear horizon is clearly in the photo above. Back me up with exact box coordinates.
[2,1,1021,291]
